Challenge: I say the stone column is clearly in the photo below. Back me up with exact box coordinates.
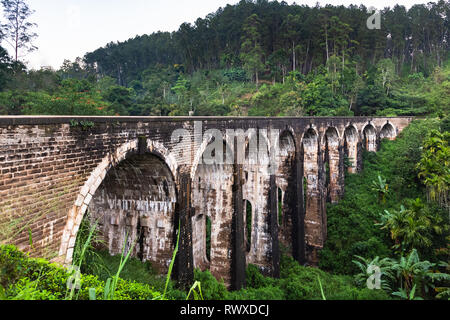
[303,130,323,266]
[347,139,359,174]
[269,173,280,278]
[293,145,306,264]
[325,133,342,203]
[231,149,246,290]
[174,172,194,289]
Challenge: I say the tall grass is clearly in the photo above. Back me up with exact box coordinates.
[65,219,99,300]
[73,218,202,301]
[97,234,136,300]
[161,223,180,300]
[186,281,204,300]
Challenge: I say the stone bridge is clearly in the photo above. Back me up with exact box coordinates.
[0,116,413,289]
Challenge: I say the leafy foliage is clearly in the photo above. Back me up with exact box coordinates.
[320,119,449,274]
[0,245,161,300]
[1,1,449,118]
[417,129,450,211]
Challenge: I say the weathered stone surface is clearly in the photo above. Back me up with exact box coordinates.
[0,116,413,287]
[88,154,176,273]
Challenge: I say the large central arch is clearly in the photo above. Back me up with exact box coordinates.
[88,153,177,273]
[58,138,179,269]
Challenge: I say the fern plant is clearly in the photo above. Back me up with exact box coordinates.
[352,255,395,292]
[371,174,389,203]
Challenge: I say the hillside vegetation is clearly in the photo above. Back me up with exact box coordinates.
[0,0,449,118]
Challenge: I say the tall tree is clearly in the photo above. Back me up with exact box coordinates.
[0,45,12,90]
[282,14,303,72]
[1,0,38,62]
[240,14,264,85]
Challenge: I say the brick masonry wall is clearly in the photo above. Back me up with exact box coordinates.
[0,116,413,287]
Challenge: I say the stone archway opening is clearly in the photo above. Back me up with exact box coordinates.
[323,127,340,203]
[87,153,177,274]
[380,123,396,140]
[344,126,359,173]
[363,124,377,152]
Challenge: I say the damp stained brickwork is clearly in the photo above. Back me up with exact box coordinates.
[88,154,176,273]
[275,131,296,254]
[0,116,413,288]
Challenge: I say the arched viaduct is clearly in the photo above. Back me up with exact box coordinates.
[0,116,413,289]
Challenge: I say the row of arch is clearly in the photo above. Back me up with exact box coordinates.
[190,121,398,279]
[59,121,398,286]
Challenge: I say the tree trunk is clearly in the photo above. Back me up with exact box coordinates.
[303,41,310,74]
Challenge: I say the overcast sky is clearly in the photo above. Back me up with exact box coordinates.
[0,0,435,70]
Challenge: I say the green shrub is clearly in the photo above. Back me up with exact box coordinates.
[319,119,445,274]
[0,245,161,300]
[193,269,228,300]
[245,264,276,289]
[81,249,183,299]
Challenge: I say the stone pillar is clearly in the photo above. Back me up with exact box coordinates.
[293,146,306,264]
[269,174,280,278]
[338,143,345,199]
[174,172,194,289]
[325,133,341,203]
[318,147,327,246]
[231,151,246,290]
[357,141,363,172]
[303,129,324,266]
[347,139,359,174]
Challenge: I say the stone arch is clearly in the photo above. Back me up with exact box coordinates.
[362,123,377,152]
[89,153,178,272]
[278,130,296,157]
[380,122,397,140]
[191,136,234,284]
[320,126,342,147]
[190,130,233,180]
[323,127,341,203]
[301,127,319,161]
[59,138,179,267]
[344,125,360,173]
[242,128,272,166]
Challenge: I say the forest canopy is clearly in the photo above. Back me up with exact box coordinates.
[0,0,449,117]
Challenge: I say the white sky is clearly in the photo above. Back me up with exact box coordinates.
[0,0,434,70]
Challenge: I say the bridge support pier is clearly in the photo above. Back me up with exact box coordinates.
[269,174,280,278]
[174,172,194,289]
[293,147,306,264]
[231,154,246,290]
